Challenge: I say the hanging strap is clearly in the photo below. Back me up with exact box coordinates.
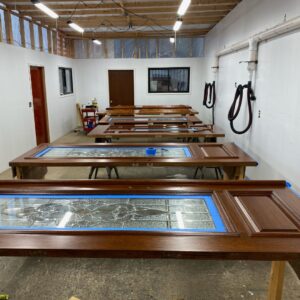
[203,81,216,109]
[228,81,256,134]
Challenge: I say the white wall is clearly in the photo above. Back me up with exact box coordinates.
[203,0,300,191]
[74,58,204,113]
[0,42,76,173]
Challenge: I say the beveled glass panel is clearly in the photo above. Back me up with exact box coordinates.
[35,146,192,158]
[0,195,226,232]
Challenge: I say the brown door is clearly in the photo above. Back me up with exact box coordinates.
[108,70,134,107]
[30,66,49,145]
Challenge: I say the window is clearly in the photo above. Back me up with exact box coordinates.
[24,19,31,48]
[11,14,21,46]
[59,67,73,95]
[0,8,7,42]
[148,67,190,93]
[33,23,39,50]
[42,27,48,52]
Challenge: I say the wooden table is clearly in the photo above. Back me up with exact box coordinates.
[0,179,298,300]
[88,124,225,143]
[9,142,257,180]
[98,115,202,125]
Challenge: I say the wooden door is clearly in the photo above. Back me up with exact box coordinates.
[108,70,134,107]
[30,66,49,145]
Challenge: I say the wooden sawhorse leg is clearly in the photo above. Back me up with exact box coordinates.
[267,261,286,300]
[223,166,245,180]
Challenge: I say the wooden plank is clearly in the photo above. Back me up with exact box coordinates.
[4,9,13,44]
[29,20,35,50]
[268,261,286,300]
[47,28,52,53]
[5,1,240,10]
[38,25,43,51]
[88,123,224,140]
[0,12,3,42]
[52,31,57,55]
[19,16,26,47]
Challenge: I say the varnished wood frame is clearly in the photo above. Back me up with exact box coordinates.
[106,108,198,116]
[106,105,192,110]
[0,180,298,261]
[9,143,257,180]
[98,115,202,125]
[0,179,297,299]
[88,124,225,140]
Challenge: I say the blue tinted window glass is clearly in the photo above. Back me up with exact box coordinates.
[42,27,48,52]
[192,37,204,57]
[24,19,31,48]
[33,23,39,50]
[114,39,122,58]
[175,37,192,58]
[0,9,6,42]
[11,14,21,46]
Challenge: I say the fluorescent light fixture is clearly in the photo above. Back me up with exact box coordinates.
[92,39,102,45]
[170,37,175,43]
[173,19,182,32]
[67,21,84,33]
[31,0,58,19]
[177,0,191,16]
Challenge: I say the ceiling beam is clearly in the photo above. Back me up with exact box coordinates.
[34,16,222,28]
[3,1,240,11]
[66,28,211,39]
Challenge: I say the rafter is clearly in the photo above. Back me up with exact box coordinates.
[1,0,241,38]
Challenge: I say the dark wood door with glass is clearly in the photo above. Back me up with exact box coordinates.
[108,70,134,107]
[30,66,49,145]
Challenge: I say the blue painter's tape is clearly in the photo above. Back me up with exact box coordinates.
[0,194,226,233]
[183,147,192,157]
[34,147,53,158]
[285,182,300,198]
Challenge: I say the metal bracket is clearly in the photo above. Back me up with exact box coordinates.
[239,60,258,64]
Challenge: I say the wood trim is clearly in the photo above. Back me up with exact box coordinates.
[19,16,25,47]
[52,31,57,54]
[88,124,224,139]
[0,12,3,42]
[4,9,13,44]
[29,21,35,50]
[47,29,52,53]
[38,24,43,51]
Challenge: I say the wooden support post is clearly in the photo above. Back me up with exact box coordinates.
[87,39,92,58]
[19,17,25,47]
[52,31,57,54]
[69,39,75,58]
[29,21,35,50]
[223,166,245,180]
[4,10,13,44]
[0,13,3,42]
[103,39,108,58]
[38,25,43,51]
[47,29,52,53]
[267,261,286,300]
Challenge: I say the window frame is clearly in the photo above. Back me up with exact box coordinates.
[148,67,190,94]
[59,67,74,96]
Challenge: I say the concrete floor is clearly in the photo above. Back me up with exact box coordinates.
[0,130,299,300]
